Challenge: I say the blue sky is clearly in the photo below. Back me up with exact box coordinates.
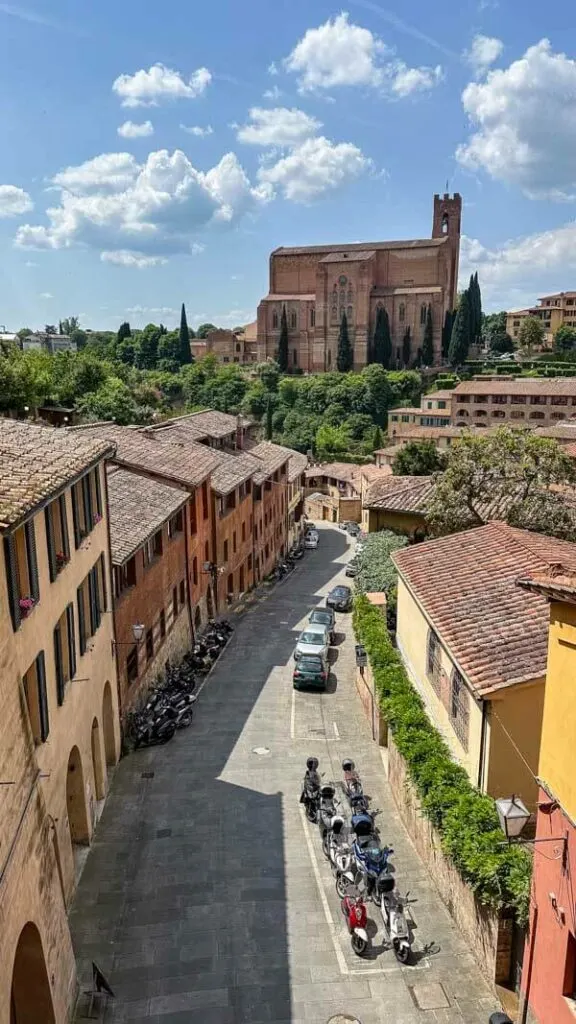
[1,0,576,331]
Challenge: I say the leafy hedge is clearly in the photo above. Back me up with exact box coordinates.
[353,594,532,924]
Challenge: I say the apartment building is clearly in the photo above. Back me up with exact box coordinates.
[507,291,576,345]
[388,389,453,439]
[107,468,192,718]
[249,442,290,579]
[451,378,576,428]
[0,419,120,1023]
[210,452,260,608]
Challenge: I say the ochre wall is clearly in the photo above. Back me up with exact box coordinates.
[485,679,544,813]
[214,489,254,608]
[538,600,576,821]
[364,508,426,537]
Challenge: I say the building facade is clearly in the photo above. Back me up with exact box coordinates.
[507,291,576,346]
[0,420,121,1024]
[191,324,258,365]
[256,194,461,372]
[450,378,576,428]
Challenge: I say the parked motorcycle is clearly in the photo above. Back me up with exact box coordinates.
[318,784,338,842]
[342,758,371,815]
[322,814,351,867]
[341,889,369,956]
[379,881,412,963]
[300,757,321,822]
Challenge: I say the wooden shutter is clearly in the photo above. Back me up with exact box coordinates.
[82,474,94,533]
[54,623,65,705]
[89,566,101,632]
[94,467,103,517]
[59,494,70,560]
[77,584,86,655]
[71,485,81,548]
[99,553,107,611]
[45,504,57,582]
[36,651,49,742]
[24,519,39,602]
[66,603,76,680]
[4,535,21,630]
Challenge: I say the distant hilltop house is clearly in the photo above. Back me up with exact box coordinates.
[506,290,576,347]
[256,192,462,373]
[21,332,77,354]
[191,322,258,365]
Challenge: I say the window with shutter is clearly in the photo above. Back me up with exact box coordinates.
[36,651,49,742]
[93,467,103,517]
[99,553,107,611]
[71,486,81,548]
[24,520,39,603]
[66,603,76,680]
[45,505,57,582]
[4,535,21,630]
[54,623,65,705]
[82,474,94,532]
[59,495,70,560]
[77,583,87,655]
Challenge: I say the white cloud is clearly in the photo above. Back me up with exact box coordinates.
[0,184,33,217]
[180,124,214,136]
[53,152,139,194]
[263,85,282,101]
[389,62,443,97]
[460,220,576,309]
[258,135,372,202]
[39,291,53,298]
[117,120,154,138]
[24,260,38,267]
[285,12,387,91]
[268,62,278,75]
[113,63,211,108]
[101,250,168,268]
[237,106,322,147]
[126,305,176,315]
[457,39,576,200]
[464,35,503,75]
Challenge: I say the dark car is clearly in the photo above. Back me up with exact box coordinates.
[293,654,328,691]
[345,561,358,578]
[326,585,353,612]
[309,606,336,642]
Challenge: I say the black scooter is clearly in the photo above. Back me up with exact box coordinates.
[300,756,321,822]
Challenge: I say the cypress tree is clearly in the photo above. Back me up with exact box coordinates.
[372,424,384,450]
[117,321,131,343]
[448,289,472,366]
[402,326,411,368]
[336,311,353,372]
[179,303,192,365]
[441,310,453,359]
[265,396,273,440]
[474,271,482,344]
[277,305,289,372]
[372,306,392,368]
[422,304,434,366]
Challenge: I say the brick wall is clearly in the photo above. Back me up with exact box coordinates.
[214,490,254,608]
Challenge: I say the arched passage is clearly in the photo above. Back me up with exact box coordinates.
[66,745,89,847]
[91,717,106,800]
[10,922,55,1024]
[102,681,116,767]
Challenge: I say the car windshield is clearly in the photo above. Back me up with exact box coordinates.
[300,632,324,644]
[299,657,323,670]
[333,587,350,598]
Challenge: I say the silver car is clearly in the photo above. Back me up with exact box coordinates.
[294,623,329,662]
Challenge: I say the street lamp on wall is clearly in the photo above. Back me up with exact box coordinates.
[111,622,145,654]
[496,794,567,856]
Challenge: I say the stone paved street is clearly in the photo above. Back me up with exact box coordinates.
[71,524,498,1023]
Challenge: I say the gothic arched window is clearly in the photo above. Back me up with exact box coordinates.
[290,311,297,330]
[442,214,449,235]
[420,304,427,326]
[272,311,278,329]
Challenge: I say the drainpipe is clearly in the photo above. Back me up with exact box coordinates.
[477,699,489,791]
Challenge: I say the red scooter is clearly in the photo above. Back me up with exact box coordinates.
[340,892,369,955]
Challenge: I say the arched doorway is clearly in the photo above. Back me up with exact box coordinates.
[10,922,55,1024]
[102,682,116,767]
[66,745,89,847]
[91,718,106,800]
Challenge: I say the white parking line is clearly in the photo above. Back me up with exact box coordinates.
[290,687,296,740]
[333,721,340,739]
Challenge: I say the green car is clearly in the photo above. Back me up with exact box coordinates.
[293,654,328,691]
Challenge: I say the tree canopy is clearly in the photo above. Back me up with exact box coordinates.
[337,312,353,372]
[448,289,471,366]
[518,316,545,353]
[392,440,446,476]
[554,324,576,353]
[179,303,193,365]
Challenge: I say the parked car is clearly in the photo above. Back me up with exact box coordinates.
[305,522,316,532]
[309,607,336,643]
[294,624,330,661]
[346,522,361,537]
[305,531,319,549]
[293,654,328,691]
[326,585,353,612]
[345,561,358,578]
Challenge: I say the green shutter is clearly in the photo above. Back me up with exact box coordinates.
[54,624,65,705]
[82,474,94,532]
[66,603,76,679]
[36,651,49,742]
[77,584,86,655]
[99,553,107,611]
[45,505,57,582]
[4,535,21,630]
[71,485,81,548]
[59,494,70,560]
[94,468,103,517]
[24,520,39,603]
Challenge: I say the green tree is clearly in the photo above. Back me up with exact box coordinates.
[157,330,181,373]
[371,424,384,451]
[17,327,32,340]
[448,289,471,366]
[277,305,289,372]
[426,427,576,541]
[392,440,446,476]
[467,272,482,344]
[70,328,87,349]
[136,323,161,370]
[441,310,454,360]
[372,306,392,368]
[554,324,576,353]
[76,377,144,425]
[518,315,545,354]
[178,303,192,365]
[422,304,434,366]
[265,395,274,439]
[117,321,131,344]
[315,422,351,459]
[401,326,411,368]
[60,316,80,336]
[491,333,515,355]
[44,324,57,335]
[196,322,217,339]
[360,364,392,425]
[336,311,353,372]
[258,360,280,393]
[355,530,408,596]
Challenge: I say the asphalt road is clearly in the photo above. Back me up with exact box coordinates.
[71,523,497,1023]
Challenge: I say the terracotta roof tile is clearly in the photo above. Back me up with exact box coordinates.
[453,379,576,397]
[210,451,262,496]
[247,441,291,485]
[0,418,113,531]
[534,421,576,440]
[363,475,434,512]
[264,443,308,482]
[70,424,219,487]
[393,522,576,694]
[107,468,188,564]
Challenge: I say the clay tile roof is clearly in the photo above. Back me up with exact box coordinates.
[70,424,219,487]
[265,443,308,482]
[273,238,446,256]
[106,468,188,564]
[363,475,435,513]
[389,407,424,415]
[186,410,249,439]
[517,566,576,604]
[427,390,455,401]
[319,250,376,263]
[263,293,316,302]
[248,441,291,485]
[392,522,576,694]
[0,418,113,531]
[534,421,576,440]
[210,451,262,496]
[453,378,576,396]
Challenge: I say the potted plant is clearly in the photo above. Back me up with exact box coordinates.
[19,596,35,617]
[56,551,68,570]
